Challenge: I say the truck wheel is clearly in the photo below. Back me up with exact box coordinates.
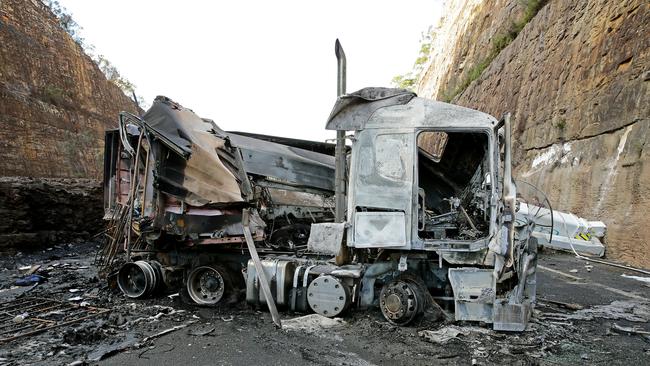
[117,260,163,299]
[186,265,231,305]
[379,278,425,326]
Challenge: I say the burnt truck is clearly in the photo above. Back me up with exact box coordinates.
[103,41,538,331]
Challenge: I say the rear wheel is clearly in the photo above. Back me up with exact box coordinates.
[186,265,231,305]
[117,260,162,299]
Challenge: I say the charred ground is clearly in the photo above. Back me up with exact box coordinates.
[0,242,649,366]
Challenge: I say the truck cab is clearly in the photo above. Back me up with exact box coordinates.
[326,88,537,330]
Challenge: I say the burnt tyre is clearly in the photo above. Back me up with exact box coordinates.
[269,224,311,250]
[379,278,425,326]
[186,265,232,305]
[117,260,163,299]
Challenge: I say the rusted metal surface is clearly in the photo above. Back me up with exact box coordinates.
[99,96,336,271]
[0,297,110,343]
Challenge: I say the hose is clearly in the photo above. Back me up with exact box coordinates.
[558,210,650,276]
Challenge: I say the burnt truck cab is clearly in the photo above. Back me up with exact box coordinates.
[101,90,536,330]
[325,88,537,331]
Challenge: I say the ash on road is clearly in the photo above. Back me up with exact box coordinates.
[1,243,649,366]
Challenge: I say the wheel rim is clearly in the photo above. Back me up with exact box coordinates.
[187,266,226,305]
[379,279,423,325]
[118,261,159,299]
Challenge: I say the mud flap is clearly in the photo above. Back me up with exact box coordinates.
[493,300,531,332]
[448,268,495,323]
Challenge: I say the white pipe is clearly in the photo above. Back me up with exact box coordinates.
[559,212,650,276]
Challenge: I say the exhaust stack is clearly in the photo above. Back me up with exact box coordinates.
[334,39,346,223]
[334,39,349,265]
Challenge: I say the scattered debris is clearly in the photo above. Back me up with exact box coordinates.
[418,325,490,344]
[14,274,47,286]
[187,327,216,337]
[621,274,650,284]
[544,300,650,323]
[13,313,28,323]
[539,298,584,311]
[0,220,648,365]
[282,314,347,333]
[139,321,197,344]
[18,265,41,275]
[0,297,109,343]
[87,335,139,362]
[124,307,185,327]
[611,323,650,336]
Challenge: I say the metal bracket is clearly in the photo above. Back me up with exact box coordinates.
[242,209,282,328]
[398,255,408,272]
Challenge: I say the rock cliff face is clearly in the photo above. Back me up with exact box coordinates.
[0,177,103,253]
[0,0,139,179]
[417,0,649,267]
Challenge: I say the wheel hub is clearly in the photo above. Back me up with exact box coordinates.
[379,279,424,325]
[187,266,227,305]
[384,293,402,313]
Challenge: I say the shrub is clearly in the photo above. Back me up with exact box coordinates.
[440,0,549,101]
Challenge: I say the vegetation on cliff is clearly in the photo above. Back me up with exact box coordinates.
[391,30,434,90]
[393,0,549,100]
[439,0,548,102]
[39,0,146,108]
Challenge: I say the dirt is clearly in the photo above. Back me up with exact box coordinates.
[1,244,649,366]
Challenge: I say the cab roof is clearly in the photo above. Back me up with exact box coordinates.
[326,87,498,131]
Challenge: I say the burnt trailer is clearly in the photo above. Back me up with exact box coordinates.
[104,42,541,332]
[101,96,336,303]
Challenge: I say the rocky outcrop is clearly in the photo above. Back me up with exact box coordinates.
[417,0,649,267]
[0,0,139,179]
[0,177,103,253]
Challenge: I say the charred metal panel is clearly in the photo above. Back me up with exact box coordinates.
[326,87,416,131]
[102,130,120,219]
[347,129,414,249]
[227,133,335,192]
[448,268,496,323]
[226,131,337,156]
[354,212,407,247]
[307,223,344,255]
[162,211,245,237]
[103,96,335,252]
[327,89,497,132]
[139,98,245,206]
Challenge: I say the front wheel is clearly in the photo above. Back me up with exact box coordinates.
[379,277,425,326]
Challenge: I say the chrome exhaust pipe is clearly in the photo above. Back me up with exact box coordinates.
[334,39,349,265]
[334,39,347,224]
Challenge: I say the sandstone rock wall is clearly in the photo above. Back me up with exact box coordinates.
[0,0,139,179]
[417,0,522,101]
[417,0,650,267]
[0,177,103,253]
